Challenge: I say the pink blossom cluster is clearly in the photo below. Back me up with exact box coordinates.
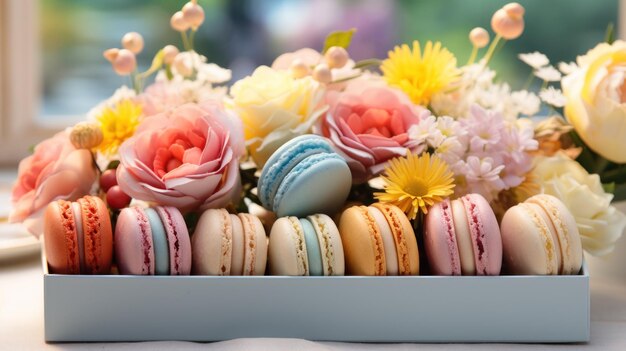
[409,104,538,202]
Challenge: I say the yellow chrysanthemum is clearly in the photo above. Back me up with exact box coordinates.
[381,40,459,106]
[96,99,142,155]
[375,152,455,220]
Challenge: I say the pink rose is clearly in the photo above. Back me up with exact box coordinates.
[10,131,97,236]
[314,79,427,182]
[117,102,244,211]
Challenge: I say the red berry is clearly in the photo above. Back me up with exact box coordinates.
[100,169,118,192]
[106,185,131,210]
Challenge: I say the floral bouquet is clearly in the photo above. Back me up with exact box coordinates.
[9,0,626,260]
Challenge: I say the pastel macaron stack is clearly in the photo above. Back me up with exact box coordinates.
[44,196,113,274]
[115,206,192,275]
[258,134,352,218]
[424,194,502,276]
[269,214,344,276]
[192,209,268,275]
[339,203,419,276]
[500,194,583,275]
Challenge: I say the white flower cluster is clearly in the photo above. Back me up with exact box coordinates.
[430,64,540,120]
[409,104,538,202]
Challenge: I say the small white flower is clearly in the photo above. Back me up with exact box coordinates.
[519,52,550,69]
[534,66,562,82]
[558,61,578,75]
[540,86,567,107]
[510,90,540,116]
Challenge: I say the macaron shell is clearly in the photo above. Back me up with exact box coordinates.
[339,206,386,276]
[528,194,583,275]
[424,199,461,275]
[44,200,80,274]
[77,196,112,274]
[300,218,323,276]
[460,194,502,275]
[229,214,245,275]
[115,207,155,275]
[308,214,345,276]
[192,209,232,275]
[238,213,268,275]
[157,206,192,275]
[501,203,559,275]
[71,202,86,273]
[451,198,476,275]
[368,206,399,275]
[145,208,170,275]
[274,153,352,218]
[268,217,308,275]
[258,135,333,209]
[376,203,420,275]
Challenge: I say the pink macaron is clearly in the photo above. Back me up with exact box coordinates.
[115,206,192,275]
[424,194,502,275]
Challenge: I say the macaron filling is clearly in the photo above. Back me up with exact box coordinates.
[287,216,309,275]
[133,207,154,275]
[71,202,86,274]
[145,208,170,275]
[238,213,258,275]
[520,202,558,274]
[461,195,488,275]
[229,214,245,275]
[308,215,336,276]
[368,207,398,275]
[359,206,386,276]
[374,204,411,275]
[300,218,323,276]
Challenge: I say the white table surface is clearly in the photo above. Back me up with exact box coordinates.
[1,252,626,350]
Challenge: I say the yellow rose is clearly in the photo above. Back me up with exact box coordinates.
[562,40,626,163]
[533,152,626,256]
[229,66,327,167]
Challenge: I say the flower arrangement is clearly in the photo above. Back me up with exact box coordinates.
[10,1,626,257]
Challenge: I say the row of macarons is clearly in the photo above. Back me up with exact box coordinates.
[44,190,583,276]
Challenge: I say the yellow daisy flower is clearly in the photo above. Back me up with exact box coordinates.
[381,40,459,106]
[375,152,455,220]
[96,99,142,155]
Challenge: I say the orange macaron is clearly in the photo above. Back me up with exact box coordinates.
[43,195,113,274]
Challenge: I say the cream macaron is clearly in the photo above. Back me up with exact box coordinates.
[500,194,583,275]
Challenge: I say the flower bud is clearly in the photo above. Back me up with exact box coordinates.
[173,53,193,77]
[312,63,332,84]
[103,48,119,63]
[289,59,310,79]
[503,2,525,18]
[162,45,180,65]
[70,122,103,150]
[324,46,349,69]
[170,11,190,32]
[491,8,525,40]
[182,1,205,30]
[112,49,137,75]
[469,27,490,48]
[121,32,144,54]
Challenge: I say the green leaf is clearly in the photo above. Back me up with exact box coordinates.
[603,182,616,194]
[322,28,356,54]
[612,183,626,202]
[353,58,383,69]
[106,160,120,170]
[605,22,615,44]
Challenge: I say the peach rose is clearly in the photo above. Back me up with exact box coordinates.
[314,78,427,182]
[10,131,97,236]
[117,102,244,211]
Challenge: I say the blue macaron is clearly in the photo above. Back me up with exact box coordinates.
[258,135,352,218]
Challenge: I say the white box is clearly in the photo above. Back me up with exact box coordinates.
[43,253,589,343]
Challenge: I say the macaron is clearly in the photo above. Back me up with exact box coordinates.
[424,194,502,276]
[192,209,268,275]
[268,214,344,276]
[257,134,352,218]
[115,206,191,275]
[501,194,583,275]
[338,203,419,276]
[44,195,113,274]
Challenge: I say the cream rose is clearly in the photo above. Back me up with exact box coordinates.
[562,40,626,163]
[533,152,626,255]
[229,66,327,167]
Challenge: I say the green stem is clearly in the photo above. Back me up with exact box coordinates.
[181,31,191,51]
[483,35,502,65]
[467,46,478,65]
[353,58,383,69]
[522,71,535,90]
[541,80,548,90]
[188,30,196,51]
